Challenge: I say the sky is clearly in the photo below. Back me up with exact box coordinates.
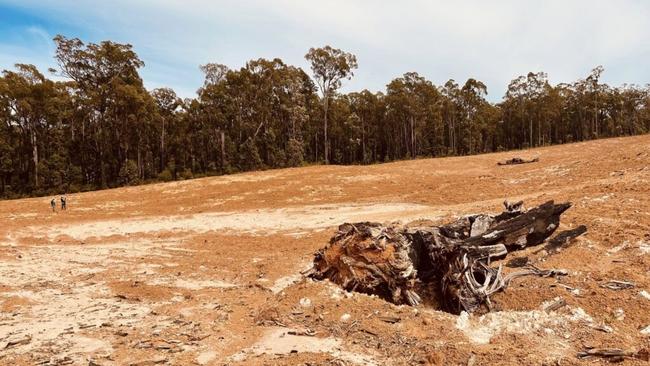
[1,0,649,101]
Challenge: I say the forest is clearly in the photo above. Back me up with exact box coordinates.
[1,36,649,198]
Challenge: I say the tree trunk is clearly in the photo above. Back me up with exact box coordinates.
[315,132,318,162]
[452,116,456,155]
[323,95,329,164]
[410,115,416,158]
[448,115,455,155]
[190,144,195,172]
[31,127,38,187]
[220,130,226,168]
[594,93,599,138]
[160,118,165,171]
[361,117,366,163]
[538,116,542,147]
[137,144,142,179]
[99,143,106,188]
[468,116,473,155]
[81,119,86,184]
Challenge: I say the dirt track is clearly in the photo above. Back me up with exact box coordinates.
[1,135,649,365]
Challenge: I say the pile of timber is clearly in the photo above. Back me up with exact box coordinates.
[497,157,539,165]
[307,200,586,314]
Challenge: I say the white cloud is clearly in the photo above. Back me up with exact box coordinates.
[1,0,649,99]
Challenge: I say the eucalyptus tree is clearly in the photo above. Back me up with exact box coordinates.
[151,88,181,171]
[0,64,66,189]
[460,78,488,154]
[441,80,462,155]
[385,72,441,159]
[53,35,152,187]
[305,46,358,163]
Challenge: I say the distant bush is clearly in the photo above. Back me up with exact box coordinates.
[239,138,263,171]
[119,160,140,186]
[286,138,304,167]
[157,168,173,182]
[181,169,193,180]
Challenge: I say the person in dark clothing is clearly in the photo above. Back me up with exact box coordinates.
[51,198,56,212]
[61,195,67,210]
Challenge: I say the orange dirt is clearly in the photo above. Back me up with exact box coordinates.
[0,135,649,365]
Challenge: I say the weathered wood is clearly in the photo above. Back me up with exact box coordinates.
[462,201,570,249]
[577,347,649,362]
[543,297,566,312]
[310,222,421,305]
[497,157,539,166]
[308,200,585,314]
[600,280,635,290]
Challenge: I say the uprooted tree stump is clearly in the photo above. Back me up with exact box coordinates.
[307,200,586,314]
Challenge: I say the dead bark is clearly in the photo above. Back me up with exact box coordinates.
[308,222,421,306]
[308,200,586,314]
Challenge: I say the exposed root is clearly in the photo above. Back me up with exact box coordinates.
[309,200,586,314]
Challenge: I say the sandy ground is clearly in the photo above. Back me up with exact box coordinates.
[0,135,649,365]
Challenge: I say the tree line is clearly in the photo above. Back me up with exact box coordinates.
[1,35,649,198]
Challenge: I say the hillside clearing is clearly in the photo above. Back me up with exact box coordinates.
[1,135,649,365]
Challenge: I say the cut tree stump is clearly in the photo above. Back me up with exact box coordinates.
[307,200,586,314]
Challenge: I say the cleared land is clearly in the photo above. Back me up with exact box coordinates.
[1,135,649,365]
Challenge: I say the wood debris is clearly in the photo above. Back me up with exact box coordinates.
[590,323,614,333]
[377,316,401,324]
[577,347,649,362]
[543,297,567,313]
[288,328,316,336]
[1,334,31,349]
[600,280,636,290]
[308,200,586,314]
[497,157,539,165]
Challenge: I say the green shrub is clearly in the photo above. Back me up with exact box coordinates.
[239,139,262,171]
[157,168,173,182]
[286,138,304,167]
[181,169,193,180]
[119,160,140,186]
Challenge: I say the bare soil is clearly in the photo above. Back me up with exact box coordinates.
[1,135,649,365]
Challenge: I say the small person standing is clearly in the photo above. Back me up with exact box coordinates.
[50,198,56,212]
[61,195,67,210]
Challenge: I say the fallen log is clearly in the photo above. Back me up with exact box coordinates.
[308,200,586,314]
[497,157,539,166]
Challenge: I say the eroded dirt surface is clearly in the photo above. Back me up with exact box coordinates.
[1,135,649,365]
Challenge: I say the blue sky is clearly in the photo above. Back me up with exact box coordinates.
[1,0,649,101]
